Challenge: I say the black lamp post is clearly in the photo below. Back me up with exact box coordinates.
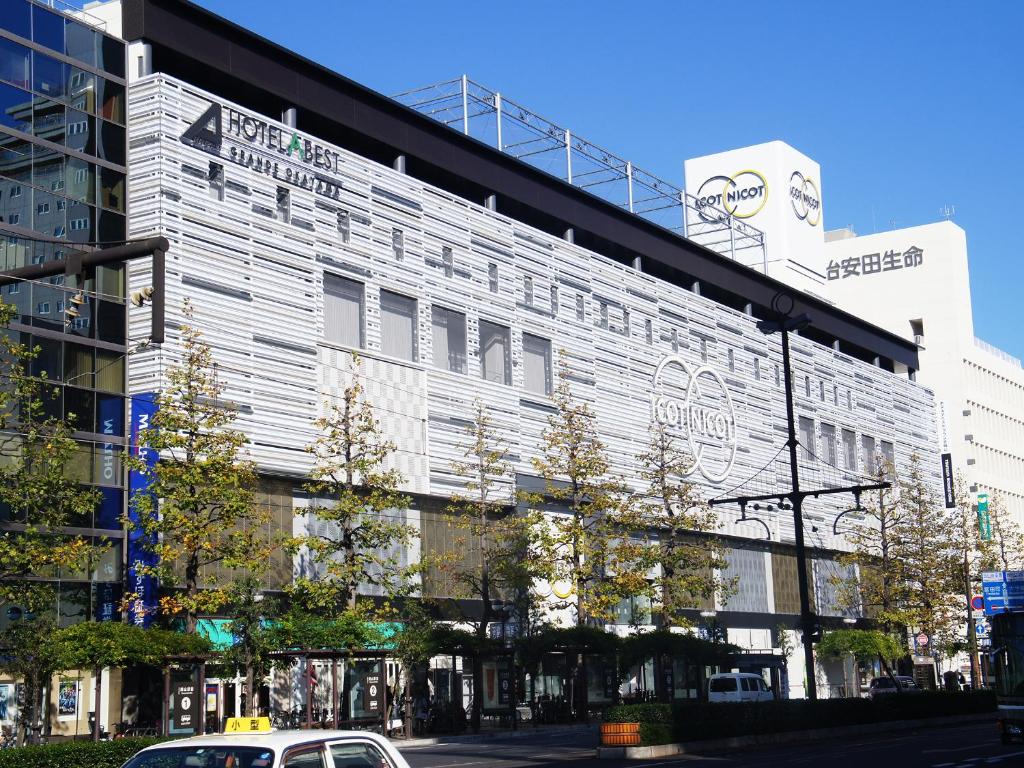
[710,293,890,702]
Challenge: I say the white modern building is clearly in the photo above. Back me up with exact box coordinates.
[686,139,1024,529]
[825,222,1024,524]
[104,0,948,710]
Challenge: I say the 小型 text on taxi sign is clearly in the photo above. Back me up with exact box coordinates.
[224,717,273,733]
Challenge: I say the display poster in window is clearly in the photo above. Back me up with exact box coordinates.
[58,680,78,717]
[604,669,616,700]
[172,682,198,731]
[663,667,674,697]
[363,673,382,714]
[497,670,511,705]
[0,684,13,722]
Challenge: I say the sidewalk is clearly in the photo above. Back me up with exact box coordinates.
[393,722,597,748]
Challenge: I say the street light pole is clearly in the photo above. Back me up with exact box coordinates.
[779,323,818,701]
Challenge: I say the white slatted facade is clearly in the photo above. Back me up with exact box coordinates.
[127,75,942,620]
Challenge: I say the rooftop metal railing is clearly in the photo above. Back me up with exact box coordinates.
[394,76,767,273]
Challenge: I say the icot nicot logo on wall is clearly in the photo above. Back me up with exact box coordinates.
[694,170,768,222]
[650,355,738,483]
[789,171,820,226]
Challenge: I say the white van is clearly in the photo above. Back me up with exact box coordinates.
[707,673,774,702]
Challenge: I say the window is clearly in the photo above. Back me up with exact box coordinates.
[622,308,630,337]
[283,748,325,768]
[324,274,364,348]
[442,246,453,278]
[709,677,737,693]
[329,742,394,768]
[798,416,814,461]
[391,228,404,260]
[819,381,825,401]
[380,290,417,361]
[727,348,735,372]
[523,275,533,305]
[523,333,552,396]
[861,435,877,474]
[431,306,466,374]
[479,320,510,385]
[804,375,811,397]
[645,318,652,344]
[775,364,781,386]
[550,284,558,314]
[821,423,837,466]
[276,186,290,222]
[842,429,856,470]
[753,357,761,380]
[575,294,584,321]
[598,301,608,329]
[671,328,678,352]
[208,162,224,201]
[700,338,708,363]
[846,390,853,410]
[337,210,351,243]
[880,440,895,477]
[488,263,498,293]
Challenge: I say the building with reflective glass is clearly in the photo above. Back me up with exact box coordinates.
[0,0,127,630]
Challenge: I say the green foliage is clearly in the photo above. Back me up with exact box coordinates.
[636,423,731,626]
[123,302,271,632]
[618,630,739,668]
[291,354,416,614]
[607,690,997,745]
[816,628,903,666]
[0,300,102,614]
[58,622,211,669]
[0,738,166,768]
[527,359,655,624]
[266,608,382,652]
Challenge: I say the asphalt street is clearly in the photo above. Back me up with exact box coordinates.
[397,721,1017,768]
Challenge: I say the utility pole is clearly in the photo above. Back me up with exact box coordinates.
[710,293,889,702]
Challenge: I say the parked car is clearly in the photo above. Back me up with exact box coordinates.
[867,675,921,699]
[707,672,774,702]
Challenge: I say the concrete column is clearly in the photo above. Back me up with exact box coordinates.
[484,194,497,211]
[563,228,575,244]
[691,280,701,296]
[282,107,297,128]
[632,256,642,271]
[393,155,406,174]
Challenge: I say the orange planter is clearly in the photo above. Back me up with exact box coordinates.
[600,722,640,746]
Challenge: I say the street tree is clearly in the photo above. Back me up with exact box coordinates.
[945,472,991,688]
[443,400,549,732]
[897,454,960,644]
[222,575,280,717]
[0,618,70,745]
[124,301,271,633]
[291,355,416,616]
[527,360,652,626]
[636,422,730,627]
[985,492,1024,572]
[0,300,101,614]
[834,458,910,632]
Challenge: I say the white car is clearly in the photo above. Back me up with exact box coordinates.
[121,729,411,768]
[706,672,774,702]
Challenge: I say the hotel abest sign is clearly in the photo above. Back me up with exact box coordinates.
[651,355,738,484]
[180,101,345,200]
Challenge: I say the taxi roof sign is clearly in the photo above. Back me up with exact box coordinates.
[224,717,273,733]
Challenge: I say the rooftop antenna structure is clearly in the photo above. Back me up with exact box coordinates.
[940,204,956,220]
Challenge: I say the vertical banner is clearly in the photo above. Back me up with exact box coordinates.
[977,492,992,541]
[941,453,955,508]
[127,392,159,627]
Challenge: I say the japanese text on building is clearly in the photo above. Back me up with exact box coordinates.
[826,245,923,281]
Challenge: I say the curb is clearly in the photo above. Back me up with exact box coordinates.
[595,711,995,759]
[396,723,596,749]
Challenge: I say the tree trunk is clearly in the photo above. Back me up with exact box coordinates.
[93,667,102,741]
[245,664,256,717]
[470,654,483,734]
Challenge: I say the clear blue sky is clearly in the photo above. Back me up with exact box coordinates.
[195,0,1023,360]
